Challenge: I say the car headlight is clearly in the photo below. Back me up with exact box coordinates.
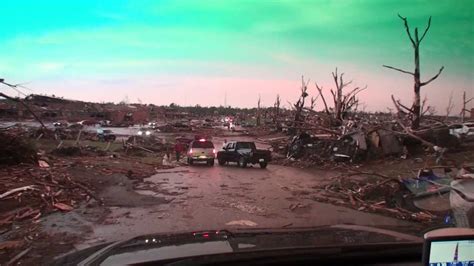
[138,131,143,135]
[145,131,151,135]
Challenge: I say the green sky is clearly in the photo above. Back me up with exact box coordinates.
[0,0,472,111]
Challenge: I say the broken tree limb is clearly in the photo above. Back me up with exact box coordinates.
[66,179,103,205]
[0,185,38,199]
[75,129,83,146]
[391,95,413,114]
[7,247,32,265]
[391,95,404,116]
[126,143,155,154]
[345,170,393,180]
[347,192,356,206]
[56,140,64,149]
[419,16,432,42]
[361,178,401,192]
[398,13,416,46]
[420,66,444,86]
[382,65,414,75]
[315,83,330,115]
[395,118,437,148]
[289,120,342,135]
[395,99,414,114]
[104,141,112,151]
[53,202,74,212]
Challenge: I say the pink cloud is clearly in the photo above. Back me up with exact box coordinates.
[31,70,473,114]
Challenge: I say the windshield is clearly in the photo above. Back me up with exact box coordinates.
[192,141,214,149]
[0,1,473,265]
[236,142,256,150]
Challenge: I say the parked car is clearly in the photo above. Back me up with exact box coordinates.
[97,129,116,142]
[449,122,474,141]
[77,120,97,126]
[99,120,111,126]
[53,121,67,128]
[217,141,271,168]
[187,139,216,166]
[137,128,152,136]
[148,122,158,129]
[241,122,255,128]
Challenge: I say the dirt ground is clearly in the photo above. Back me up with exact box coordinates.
[1,131,472,264]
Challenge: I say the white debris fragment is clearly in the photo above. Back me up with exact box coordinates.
[38,160,50,168]
[225,220,258,227]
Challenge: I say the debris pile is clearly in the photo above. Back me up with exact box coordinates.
[269,115,468,168]
[0,160,101,230]
[312,167,474,224]
[313,171,437,223]
[125,135,165,154]
[0,130,38,165]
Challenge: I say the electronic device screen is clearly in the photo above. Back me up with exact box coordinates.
[428,240,474,266]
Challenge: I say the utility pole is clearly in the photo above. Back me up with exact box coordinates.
[0,79,46,129]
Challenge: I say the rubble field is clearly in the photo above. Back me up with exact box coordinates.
[1,119,473,264]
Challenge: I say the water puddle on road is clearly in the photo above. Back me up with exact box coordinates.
[133,167,191,201]
[134,190,176,201]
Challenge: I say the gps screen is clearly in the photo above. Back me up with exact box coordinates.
[429,240,474,266]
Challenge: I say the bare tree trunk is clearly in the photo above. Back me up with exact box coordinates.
[383,15,444,130]
[274,94,280,126]
[333,69,343,120]
[460,91,473,123]
[445,91,455,121]
[294,76,309,124]
[462,91,466,122]
[256,95,261,127]
[316,83,330,115]
[310,96,318,110]
[412,41,421,129]
[327,69,364,121]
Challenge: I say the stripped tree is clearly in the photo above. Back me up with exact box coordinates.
[420,94,436,117]
[310,95,318,110]
[256,94,261,127]
[445,91,455,121]
[315,83,330,115]
[293,76,310,125]
[273,94,281,125]
[460,91,474,122]
[384,14,444,129]
[316,68,366,121]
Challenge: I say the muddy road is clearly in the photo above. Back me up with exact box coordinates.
[41,163,417,251]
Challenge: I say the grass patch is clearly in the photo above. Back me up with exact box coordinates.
[36,139,123,153]
[137,156,164,165]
